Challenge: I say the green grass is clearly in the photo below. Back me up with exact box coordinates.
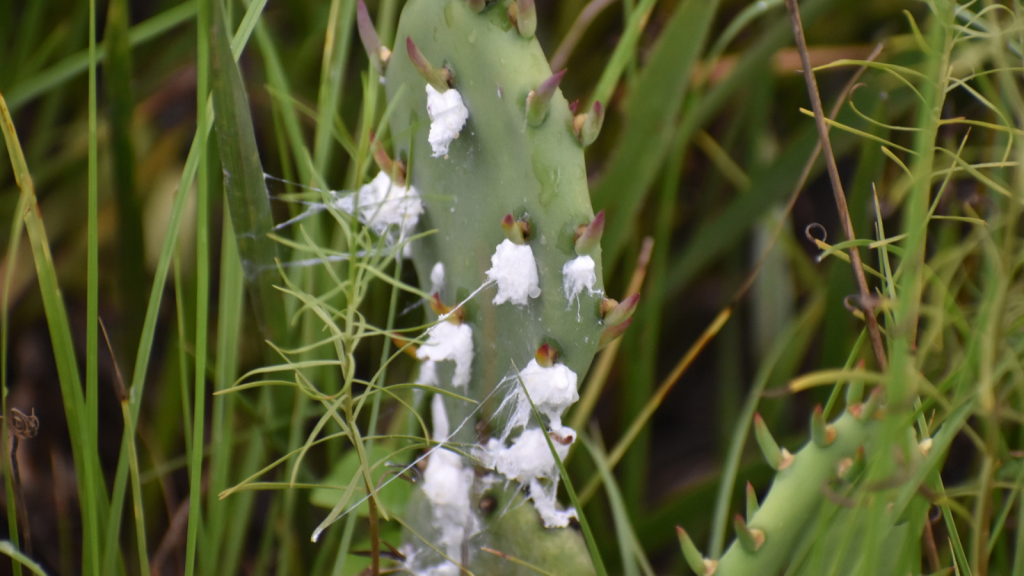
[3,0,1024,575]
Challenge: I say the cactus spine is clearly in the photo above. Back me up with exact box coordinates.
[374,0,618,573]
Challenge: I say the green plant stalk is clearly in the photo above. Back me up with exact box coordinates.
[85,0,102,573]
[101,2,269,567]
[715,411,869,575]
[2,92,109,576]
[104,0,147,376]
[184,0,212,572]
[0,188,28,576]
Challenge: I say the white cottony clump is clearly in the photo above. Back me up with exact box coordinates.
[426,85,469,158]
[486,239,541,307]
[562,255,597,308]
[335,171,423,254]
[429,262,446,295]
[416,321,474,388]
[416,359,438,386]
[502,359,578,436]
[478,426,578,528]
[421,395,478,560]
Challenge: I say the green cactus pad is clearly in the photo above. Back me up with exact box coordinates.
[386,0,605,419]
[384,0,606,573]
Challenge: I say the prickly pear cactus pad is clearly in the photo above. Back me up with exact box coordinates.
[379,0,619,573]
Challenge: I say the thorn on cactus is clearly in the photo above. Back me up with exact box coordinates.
[676,526,716,575]
[573,101,605,146]
[406,37,451,92]
[810,404,836,447]
[574,210,605,254]
[745,481,759,521]
[370,133,406,186]
[754,413,793,470]
[603,293,639,326]
[526,69,566,126]
[509,0,536,37]
[598,318,631,349]
[535,343,558,368]
[733,514,766,553]
[500,214,531,244]
[357,1,389,73]
[466,0,485,12]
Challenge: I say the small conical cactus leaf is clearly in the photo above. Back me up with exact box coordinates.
[677,526,715,576]
[573,101,605,146]
[733,514,766,553]
[526,69,567,127]
[745,481,759,521]
[754,413,792,471]
[575,210,605,254]
[603,292,639,326]
[810,404,836,447]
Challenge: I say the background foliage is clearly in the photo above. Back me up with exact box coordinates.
[1,0,1021,574]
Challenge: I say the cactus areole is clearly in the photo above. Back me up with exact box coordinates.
[383,0,607,573]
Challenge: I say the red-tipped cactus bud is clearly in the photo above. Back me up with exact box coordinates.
[357,1,388,73]
[370,134,406,186]
[500,214,530,244]
[676,527,715,575]
[526,69,566,127]
[603,293,639,326]
[535,343,557,367]
[430,293,464,324]
[810,404,836,447]
[745,481,759,521]
[406,37,451,92]
[733,515,766,553]
[515,0,536,37]
[754,413,793,470]
[574,210,605,254]
[598,317,631,349]
[573,101,605,147]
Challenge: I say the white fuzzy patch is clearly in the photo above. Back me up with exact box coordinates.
[562,255,597,308]
[502,359,578,435]
[426,85,469,158]
[416,322,474,388]
[429,262,446,295]
[422,395,478,560]
[478,426,577,528]
[416,359,438,386]
[486,239,541,307]
[335,171,423,252]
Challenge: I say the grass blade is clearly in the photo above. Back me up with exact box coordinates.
[592,0,718,265]
[211,0,286,342]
